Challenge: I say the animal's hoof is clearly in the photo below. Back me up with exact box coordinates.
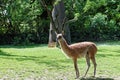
[91,76,95,77]
[75,76,80,79]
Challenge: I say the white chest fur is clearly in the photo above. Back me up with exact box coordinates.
[61,49,70,59]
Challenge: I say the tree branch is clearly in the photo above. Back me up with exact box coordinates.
[40,0,59,34]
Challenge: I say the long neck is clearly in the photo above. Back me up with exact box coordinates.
[58,38,71,56]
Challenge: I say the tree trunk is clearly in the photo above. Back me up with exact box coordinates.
[48,0,71,47]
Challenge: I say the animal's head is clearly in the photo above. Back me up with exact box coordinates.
[56,33,64,41]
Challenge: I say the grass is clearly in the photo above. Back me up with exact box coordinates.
[0,42,120,80]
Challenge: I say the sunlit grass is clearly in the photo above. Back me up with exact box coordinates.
[0,43,120,80]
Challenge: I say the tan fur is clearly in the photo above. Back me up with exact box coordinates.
[57,34,97,78]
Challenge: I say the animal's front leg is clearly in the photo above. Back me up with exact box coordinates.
[73,58,79,79]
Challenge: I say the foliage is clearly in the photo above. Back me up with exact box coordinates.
[0,0,120,45]
[0,0,49,45]
[67,0,120,42]
[0,43,120,79]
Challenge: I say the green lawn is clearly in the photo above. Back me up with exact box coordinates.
[0,42,120,80]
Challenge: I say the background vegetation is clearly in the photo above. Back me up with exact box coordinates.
[0,0,120,45]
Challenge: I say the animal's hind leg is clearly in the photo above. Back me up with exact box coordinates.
[91,57,97,77]
[84,52,90,77]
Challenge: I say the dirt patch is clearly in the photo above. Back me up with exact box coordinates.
[81,77,113,80]
[80,76,120,80]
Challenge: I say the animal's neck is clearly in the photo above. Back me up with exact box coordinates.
[59,39,68,48]
[59,38,71,56]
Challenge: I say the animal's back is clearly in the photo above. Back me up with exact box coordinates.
[69,42,97,58]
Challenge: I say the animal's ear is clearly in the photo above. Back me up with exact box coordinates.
[62,31,64,35]
[61,17,67,36]
[55,31,58,35]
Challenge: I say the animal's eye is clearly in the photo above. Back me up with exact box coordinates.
[58,36,62,39]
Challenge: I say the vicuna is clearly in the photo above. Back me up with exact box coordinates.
[40,1,97,78]
[57,33,97,79]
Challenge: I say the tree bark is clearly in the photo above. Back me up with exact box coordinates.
[48,0,71,47]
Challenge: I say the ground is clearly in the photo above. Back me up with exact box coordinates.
[0,42,120,80]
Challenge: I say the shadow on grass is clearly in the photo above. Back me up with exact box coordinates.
[0,50,14,56]
[0,50,69,69]
[0,49,38,59]
[97,48,120,57]
[97,53,120,57]
[0,44,47,48]
[80,77,114,80]
[96,41,120,45]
